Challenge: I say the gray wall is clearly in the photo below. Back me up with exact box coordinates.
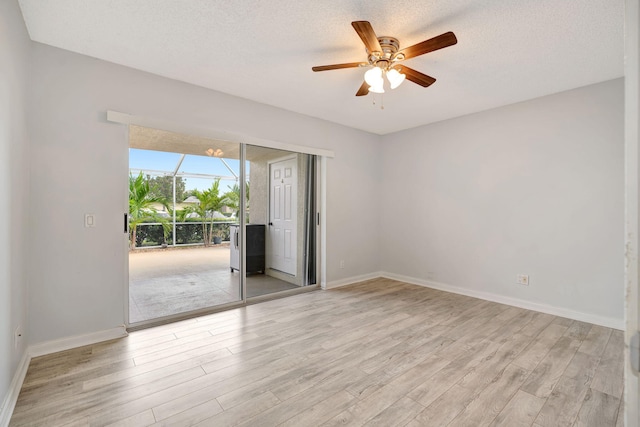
[381,79,624,325]
[0,0,30,411]
[26,40,382,344]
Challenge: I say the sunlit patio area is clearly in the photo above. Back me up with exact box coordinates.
[128,245,299,323]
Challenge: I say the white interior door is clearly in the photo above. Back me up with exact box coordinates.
[268,157,297,275]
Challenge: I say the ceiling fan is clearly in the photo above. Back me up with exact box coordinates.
[312,21,457,96]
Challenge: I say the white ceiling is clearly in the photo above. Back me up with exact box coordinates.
[18,0,624,135]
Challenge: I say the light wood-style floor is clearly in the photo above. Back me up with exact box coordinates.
[10,279,624,426]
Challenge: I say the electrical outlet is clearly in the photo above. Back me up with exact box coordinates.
[339,260,345,269]
[14,326,22,350]
[516,274,529,286]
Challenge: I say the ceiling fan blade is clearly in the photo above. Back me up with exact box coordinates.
[351,21,382,53]
[356,81,370,96]
[397,31,457,60]
[312,62,365,72]
[393,65,436,87]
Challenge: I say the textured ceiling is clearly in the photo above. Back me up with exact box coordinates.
[129,125,291,162]
[130,125,241,160]
[18,0,624,135]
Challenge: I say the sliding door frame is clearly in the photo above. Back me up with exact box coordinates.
[111,111,333,329]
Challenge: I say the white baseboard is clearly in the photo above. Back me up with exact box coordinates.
[1,326,129,426]
[29,326,128,358]
[381,272,624,330]
[0,351,30,427]
[324,271,384,290]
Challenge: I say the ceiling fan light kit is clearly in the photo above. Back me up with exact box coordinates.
[386,68,406,89]
[312,21,457,97]
[364,67,384,92]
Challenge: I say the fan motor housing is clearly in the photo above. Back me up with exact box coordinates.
[368,37,402,65]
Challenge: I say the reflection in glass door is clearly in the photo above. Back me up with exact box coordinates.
[127,125,242,325]
[243,145,317,299]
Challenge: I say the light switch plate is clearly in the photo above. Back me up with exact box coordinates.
[85,214,96,227]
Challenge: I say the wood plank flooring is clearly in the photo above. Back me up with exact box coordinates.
[9,278,625,426]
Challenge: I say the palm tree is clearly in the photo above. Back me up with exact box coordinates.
[128,172,170,249]
[168,205,194,222]
[223,182,250,220]
[166,205,196,245]
[191,190,209,246]
[192,179,230,246]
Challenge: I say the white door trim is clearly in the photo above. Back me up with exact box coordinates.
[624,0,639,425]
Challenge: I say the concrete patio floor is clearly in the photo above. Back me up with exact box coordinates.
[128,245,298,323]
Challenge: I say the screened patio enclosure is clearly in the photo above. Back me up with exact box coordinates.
[129,147,241,248]
[127,125,317,326]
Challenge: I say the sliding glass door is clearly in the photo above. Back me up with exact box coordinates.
[127,126,242,325]
[125,126,319,327]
